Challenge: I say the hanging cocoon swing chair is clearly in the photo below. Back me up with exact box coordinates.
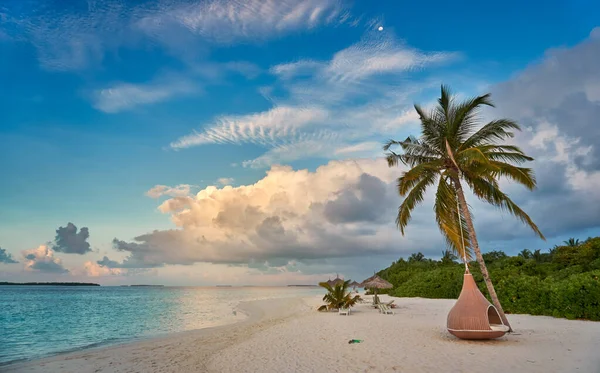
[446,272,510,340]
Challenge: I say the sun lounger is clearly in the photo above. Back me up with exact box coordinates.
[378,304,394,315]
[339,307,350,315]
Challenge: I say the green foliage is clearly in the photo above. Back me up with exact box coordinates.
[378,237,600,320]
[318,280,361,311]
[564,238,580,247]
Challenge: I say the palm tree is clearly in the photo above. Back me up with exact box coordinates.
[564,238,580,247]
[317,280,361,311]
[441,250,458,264]
[518,249,532,259]
[532,249,544,263]
[384,85,545,331]
[408,252,426,262]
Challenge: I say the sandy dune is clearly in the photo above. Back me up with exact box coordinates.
[5,295,600,373]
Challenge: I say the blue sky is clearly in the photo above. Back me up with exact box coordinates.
[1,0,599,285]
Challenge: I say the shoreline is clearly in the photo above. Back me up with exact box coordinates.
[3,296,317,373]
[5,294,600,373]
[0,301,251,368]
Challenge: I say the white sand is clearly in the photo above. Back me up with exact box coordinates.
[5,295,600,373]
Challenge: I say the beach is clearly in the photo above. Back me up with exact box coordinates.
[5,294,600,373]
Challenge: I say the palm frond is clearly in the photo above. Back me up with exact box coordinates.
[396,172,438,235]
[384,137,441,167]
[460,119,521,150]
[456,147,492,168]
[434,176,472,260]
[462,174,545,239]
[488,161,536,190]
[451,93,494,143]
[397,161,443,195]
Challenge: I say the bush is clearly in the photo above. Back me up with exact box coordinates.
[392,266,464,299]
[377,237,600,321]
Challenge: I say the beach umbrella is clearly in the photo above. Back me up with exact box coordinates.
[349,281,360,290]
[360,274,392,299]
[329,274,345,286]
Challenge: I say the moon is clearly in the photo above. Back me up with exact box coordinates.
[378,26,384,31]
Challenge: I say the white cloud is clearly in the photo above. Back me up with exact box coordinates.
[1,1,131,71]
[79,261,123,277]
[270,34,459,83]
[92,80,196,113]
[21,245,68,273]
[3,0,348,71]
[110,158,428,268]
[170,33,452,164]
[146,184,195,199]
[139,0,346,44]
[170,106,330,149]
[217,178,235,186]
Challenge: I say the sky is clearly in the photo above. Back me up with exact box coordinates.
[1,0,599,286]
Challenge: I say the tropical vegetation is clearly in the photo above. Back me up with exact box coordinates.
[317,280,361,312]
[383,85,545,331]
[375,237,600,321]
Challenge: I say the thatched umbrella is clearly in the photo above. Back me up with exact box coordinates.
[323,274,344,287]
[330,274,344,286]
[360,274,392,302]
[349,281,361,290]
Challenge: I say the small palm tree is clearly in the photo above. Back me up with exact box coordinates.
[532,249,544,263]
[318,280,361,311]
[384,85,545,331]
[518,249,532,259]
[441,249,458,264]
[564,238,580,247]
[408,252,426,262]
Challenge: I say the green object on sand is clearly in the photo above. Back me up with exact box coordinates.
[348,339,363,344]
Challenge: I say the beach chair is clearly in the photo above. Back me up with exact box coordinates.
[379,304,394,315]
[339,307,350,316]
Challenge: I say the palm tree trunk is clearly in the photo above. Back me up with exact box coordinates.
[452,177,513,332]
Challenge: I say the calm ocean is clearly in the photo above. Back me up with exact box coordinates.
[0,285,321,365]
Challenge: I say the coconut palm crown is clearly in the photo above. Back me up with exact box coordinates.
[383,85,545,331]
[318,280,361,311]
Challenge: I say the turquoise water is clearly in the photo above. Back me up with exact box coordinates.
[0,286,321,365]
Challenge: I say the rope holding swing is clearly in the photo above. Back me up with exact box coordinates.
[456,194,469,274]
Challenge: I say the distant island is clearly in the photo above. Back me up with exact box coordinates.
[0,282,100,286]
[287,285,319,287]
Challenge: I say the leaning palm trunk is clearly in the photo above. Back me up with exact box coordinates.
[454,178,512,331]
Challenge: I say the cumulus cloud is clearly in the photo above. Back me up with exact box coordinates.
[80,261,123,277]
[52,222,92,255]
[97,252,164,269]
[481,28,600,238]
[0,247,19,264]
[22,245,68,273]
[109,159,438,268]
[146,184,195,199]
[141,29,600,277]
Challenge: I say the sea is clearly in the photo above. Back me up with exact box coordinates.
[0,285,322,366]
